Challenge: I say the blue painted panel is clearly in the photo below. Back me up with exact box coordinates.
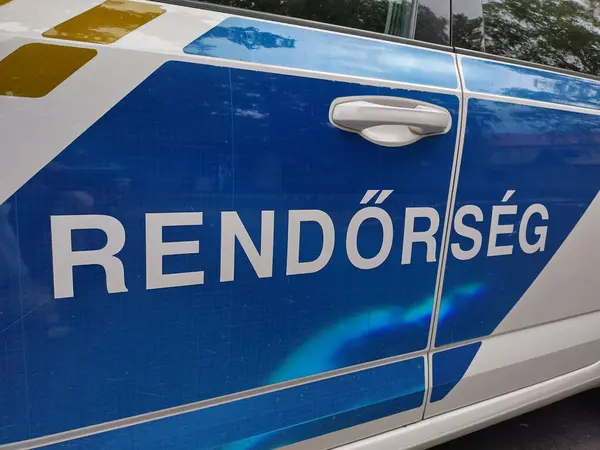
[0,203,30,442]
[0,326,28,443]
[431,342,480,402]
[436,97,600,346]
[184,17,458,89]
[41,357,424,450]
[0,60,459,443]
[0,202,29,442]
[461,57,600,109]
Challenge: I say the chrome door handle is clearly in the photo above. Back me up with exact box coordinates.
[329,96,452,147]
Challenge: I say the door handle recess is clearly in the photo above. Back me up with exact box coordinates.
[329,96,452,147]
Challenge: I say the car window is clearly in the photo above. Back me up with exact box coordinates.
[191,0,450,45]
[453,0,600,76]
[451,0,484,50]
[416,0,451,45]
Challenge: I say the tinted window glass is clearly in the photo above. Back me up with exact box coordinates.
[454,0,600,76]
[415,0,451,45]
[194,0,450,44]
[451,0,483,50]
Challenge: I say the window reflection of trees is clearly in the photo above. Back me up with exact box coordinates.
[415,3,450,45]
[452,12,483,50]
[454,0,600,76]
[207,0,397,35]
[199,0,450,44]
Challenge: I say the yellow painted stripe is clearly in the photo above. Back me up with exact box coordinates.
[43,0,165,44]
[0,43,97,98]
[0,0,13,6]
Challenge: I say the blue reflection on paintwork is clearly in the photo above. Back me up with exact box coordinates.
[223,282,485,450]
[270,282,485,384]
[270,306,413,384]
[185,17,459,89]
[437,282,487,321]
[461,57,600,109]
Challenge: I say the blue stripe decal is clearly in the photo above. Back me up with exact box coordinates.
[41,357,424,450]
[184,17,458,89]
[461,56,600,109]
[430,342,480,402]
[1,60,459,444]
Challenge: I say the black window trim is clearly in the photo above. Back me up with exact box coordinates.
[450,0,600,82]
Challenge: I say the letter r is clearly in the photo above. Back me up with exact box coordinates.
[51,215,127,299]
[401,207,440,265]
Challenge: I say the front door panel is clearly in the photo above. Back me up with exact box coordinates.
[0,2,461,448]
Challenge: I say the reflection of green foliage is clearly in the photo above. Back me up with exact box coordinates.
[452,13,483,50]
[204,0,449,43]
[482,0,600,74]
[415,4,449,45]
[208,0,390,33]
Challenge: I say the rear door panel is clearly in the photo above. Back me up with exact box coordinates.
[426,55,600,417]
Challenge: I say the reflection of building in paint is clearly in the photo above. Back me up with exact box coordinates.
[269,282,486,385]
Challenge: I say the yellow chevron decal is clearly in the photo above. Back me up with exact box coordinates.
[43,0,165,44]
[0,43,97,98]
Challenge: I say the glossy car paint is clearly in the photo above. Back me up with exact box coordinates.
[428,55,600,417]
[4,58,459,443]
[40,358,425,450]
[0,0,462,448]
[437,58,600,346]
[1,0,600,449]
[183,17,458,88]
